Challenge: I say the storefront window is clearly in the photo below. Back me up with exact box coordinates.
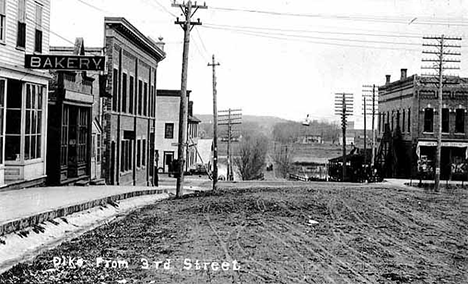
[60,106,69,166]
[0,79,5,164]
[77,108,89,164]
[25,84,43,160]
[5,81,44,162]
[5,80,22,161]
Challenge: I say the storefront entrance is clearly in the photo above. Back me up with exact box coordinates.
[61,105,90,180]
[417,144,468,181]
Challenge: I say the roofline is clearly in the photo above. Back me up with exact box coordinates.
[105,17,166,61]
[50,46,103,53]
[157,89,192,97]
[380,74,468,93]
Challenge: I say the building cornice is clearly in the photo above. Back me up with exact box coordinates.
[105,17,166,62]
[157,89,192,98]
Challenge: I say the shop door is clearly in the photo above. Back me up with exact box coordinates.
[67,106,78,178]
[164,151,174,173]
[67,106,90,178]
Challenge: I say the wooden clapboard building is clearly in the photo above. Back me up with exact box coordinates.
[0,0,51,189]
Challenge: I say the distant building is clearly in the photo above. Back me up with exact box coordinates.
[47,39,104,185]
[377,69,468,179]
[156,90,200,173]
[0,0,51,188]
[299,135,323,144]
[338,135,355,146]
[102,17,165,186]
[187,101,201,171]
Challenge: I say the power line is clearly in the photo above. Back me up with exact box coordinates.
[75,0,175,19]
[140,0,177,18]
[195,29,210,56]
[190,34,209,61]
[25,15,75,45]
[201,26,422,52]
[203,24,423,46]
[75,0,113,14]
[204,23,423,39]
[210,6,468,26]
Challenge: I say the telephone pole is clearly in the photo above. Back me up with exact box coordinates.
[208,55,220,190]
[173,0,207,198]
[363,97,367,166]
[422,35,461,191]
[219,109,242,181]
[335,93,354,181]
[363,84,378,167]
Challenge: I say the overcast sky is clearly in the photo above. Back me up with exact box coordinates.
[50,0,468,126]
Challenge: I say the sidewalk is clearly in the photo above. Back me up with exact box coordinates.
[0,175,212,236]
[384,178,468,187]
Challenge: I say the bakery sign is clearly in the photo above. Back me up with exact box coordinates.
[25,54,105,71]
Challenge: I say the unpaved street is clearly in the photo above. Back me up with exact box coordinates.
[0,182,467,283]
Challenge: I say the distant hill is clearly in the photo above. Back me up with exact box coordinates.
[195,114,292,138]
[195,114,291,125]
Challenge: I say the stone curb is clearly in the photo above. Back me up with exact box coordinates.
[0,189,167,237]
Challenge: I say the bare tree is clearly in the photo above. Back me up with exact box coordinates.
[234,133,268,180]
[273,143,295,178]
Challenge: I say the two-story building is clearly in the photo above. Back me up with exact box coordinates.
[0,0,51,188]
[377,69,468,179]
[46,38,105,185]
[155,89,200,173]
[102,17,165,186]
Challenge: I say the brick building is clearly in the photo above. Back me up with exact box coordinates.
[103,17,165,186]
[47,38,104,185]
[155,90,200,173]
[377,69,468,179]
[0,0,51,188]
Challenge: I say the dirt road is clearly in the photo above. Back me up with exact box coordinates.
[0,182,466,283]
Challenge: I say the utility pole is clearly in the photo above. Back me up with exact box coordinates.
[219,109,242,181]
[363,84,378,168]
[227,109,232,180]
[422,35,461,191]
[371,85,376,168]
[173,0,207,198]
[363,97,367,166]
[208,55,220,189]
[335,93,354,181]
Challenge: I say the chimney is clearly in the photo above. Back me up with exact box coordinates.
[385,75,391,85]
[155,36,165,51]
[400,68,407,80]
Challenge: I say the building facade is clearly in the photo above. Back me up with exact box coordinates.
[155,90,200,173]
[377,69,468,179]
[187,101,201,171]
[103,17,165,186]
[46,38,104,185]
[0,0,51,188]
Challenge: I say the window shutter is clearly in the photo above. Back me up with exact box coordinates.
[0,0,6,15]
